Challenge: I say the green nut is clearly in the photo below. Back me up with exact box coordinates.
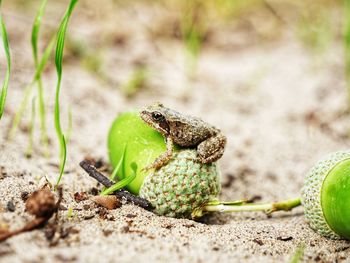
[301,151,350,240]
[108,112,166,194]
[139,149,221,218]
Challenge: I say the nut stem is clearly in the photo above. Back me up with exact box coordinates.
[193,197,301,218]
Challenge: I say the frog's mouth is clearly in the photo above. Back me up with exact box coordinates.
[140,111,169,136]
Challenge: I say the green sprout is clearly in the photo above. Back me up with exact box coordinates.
[54,0,78,188]
[25,97,36,158]
[109,144,126,182]
[31,0,50,156]
[8,37,55,141]
[0,0,11,120]
[8,0,55,148]
[289,243,306,263]
[181,1,206,80]
[121,66,149,98]
[296,5,332,66]
[67,206,74,218]
[101,162,137,196]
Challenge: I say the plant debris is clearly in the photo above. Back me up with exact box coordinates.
[73,192,88,202]
[79,159,152,210]
[91,195,122,210]
[20,191,30,202]
[277,236,293,241]
[0,186,62,242]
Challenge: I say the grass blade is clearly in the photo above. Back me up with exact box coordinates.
[65,105,73,144]
[0,1,11,120]
[55,134,67,190]
[109,144,127,181]
[101,163,137,196]
[289,243,306,263]
[8,32,55,140]
[54,0,78,188]
[7,82,35,139]
[25,97,36,158]
[32,0,48,66]
[32,0,49,155]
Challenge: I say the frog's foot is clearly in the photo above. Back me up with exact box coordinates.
[142,137,174,172]
[197,134,227,163]
[141,151,173,172]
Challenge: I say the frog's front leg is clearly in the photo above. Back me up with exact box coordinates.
[197,134,226,163]
[142,136,174,171]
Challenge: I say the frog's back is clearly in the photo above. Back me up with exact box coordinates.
[168,113,217,147]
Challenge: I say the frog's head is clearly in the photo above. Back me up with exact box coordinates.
[140,102,170,136]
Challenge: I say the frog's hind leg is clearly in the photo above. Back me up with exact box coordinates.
[142,137,174,171]
[197,134,226,164]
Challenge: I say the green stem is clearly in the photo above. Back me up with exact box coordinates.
[25,97,36,158]
[37,78,49,157]
[7,82,35,140]
[32,0,49,157]
[192,197,302,218]
[0,0,11,120]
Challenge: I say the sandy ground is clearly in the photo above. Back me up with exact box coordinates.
[0,1,350,262]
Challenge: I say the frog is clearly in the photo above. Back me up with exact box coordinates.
[140,102,227,171]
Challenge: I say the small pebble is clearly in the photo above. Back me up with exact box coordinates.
[6,201,15,212]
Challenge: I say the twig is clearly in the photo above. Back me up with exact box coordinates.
[79,160,152,210]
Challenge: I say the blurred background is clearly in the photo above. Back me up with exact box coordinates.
[3,0,344,100]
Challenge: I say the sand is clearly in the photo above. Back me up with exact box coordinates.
[0,1,350,262]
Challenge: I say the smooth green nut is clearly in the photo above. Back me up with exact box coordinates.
[139,149,221,218]
[108,112,166,194]
[301,151,350,240]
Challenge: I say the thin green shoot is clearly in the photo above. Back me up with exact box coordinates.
[296,6,332,68]
[54,134,66,191]
[345,0,350,109]
[65,105,73,144]
[25,97,36,158]
[101,163,137,196]
[289,243,306,263]
[54,0,78,188]
[181,2,205,80]
[8,36,56,140]
[67,206,73,218]
[0,0,11,120]
[109,144,127,182]
[31,0,48,66]
[121,66,149,98]
[31,0,49,156]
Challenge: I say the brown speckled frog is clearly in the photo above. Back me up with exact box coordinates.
[140,103,227,171]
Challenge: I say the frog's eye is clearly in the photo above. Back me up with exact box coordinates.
[151,111,164,122]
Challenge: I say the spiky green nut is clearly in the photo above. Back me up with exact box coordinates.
[139,149,221,219]
[301,151,350,240]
